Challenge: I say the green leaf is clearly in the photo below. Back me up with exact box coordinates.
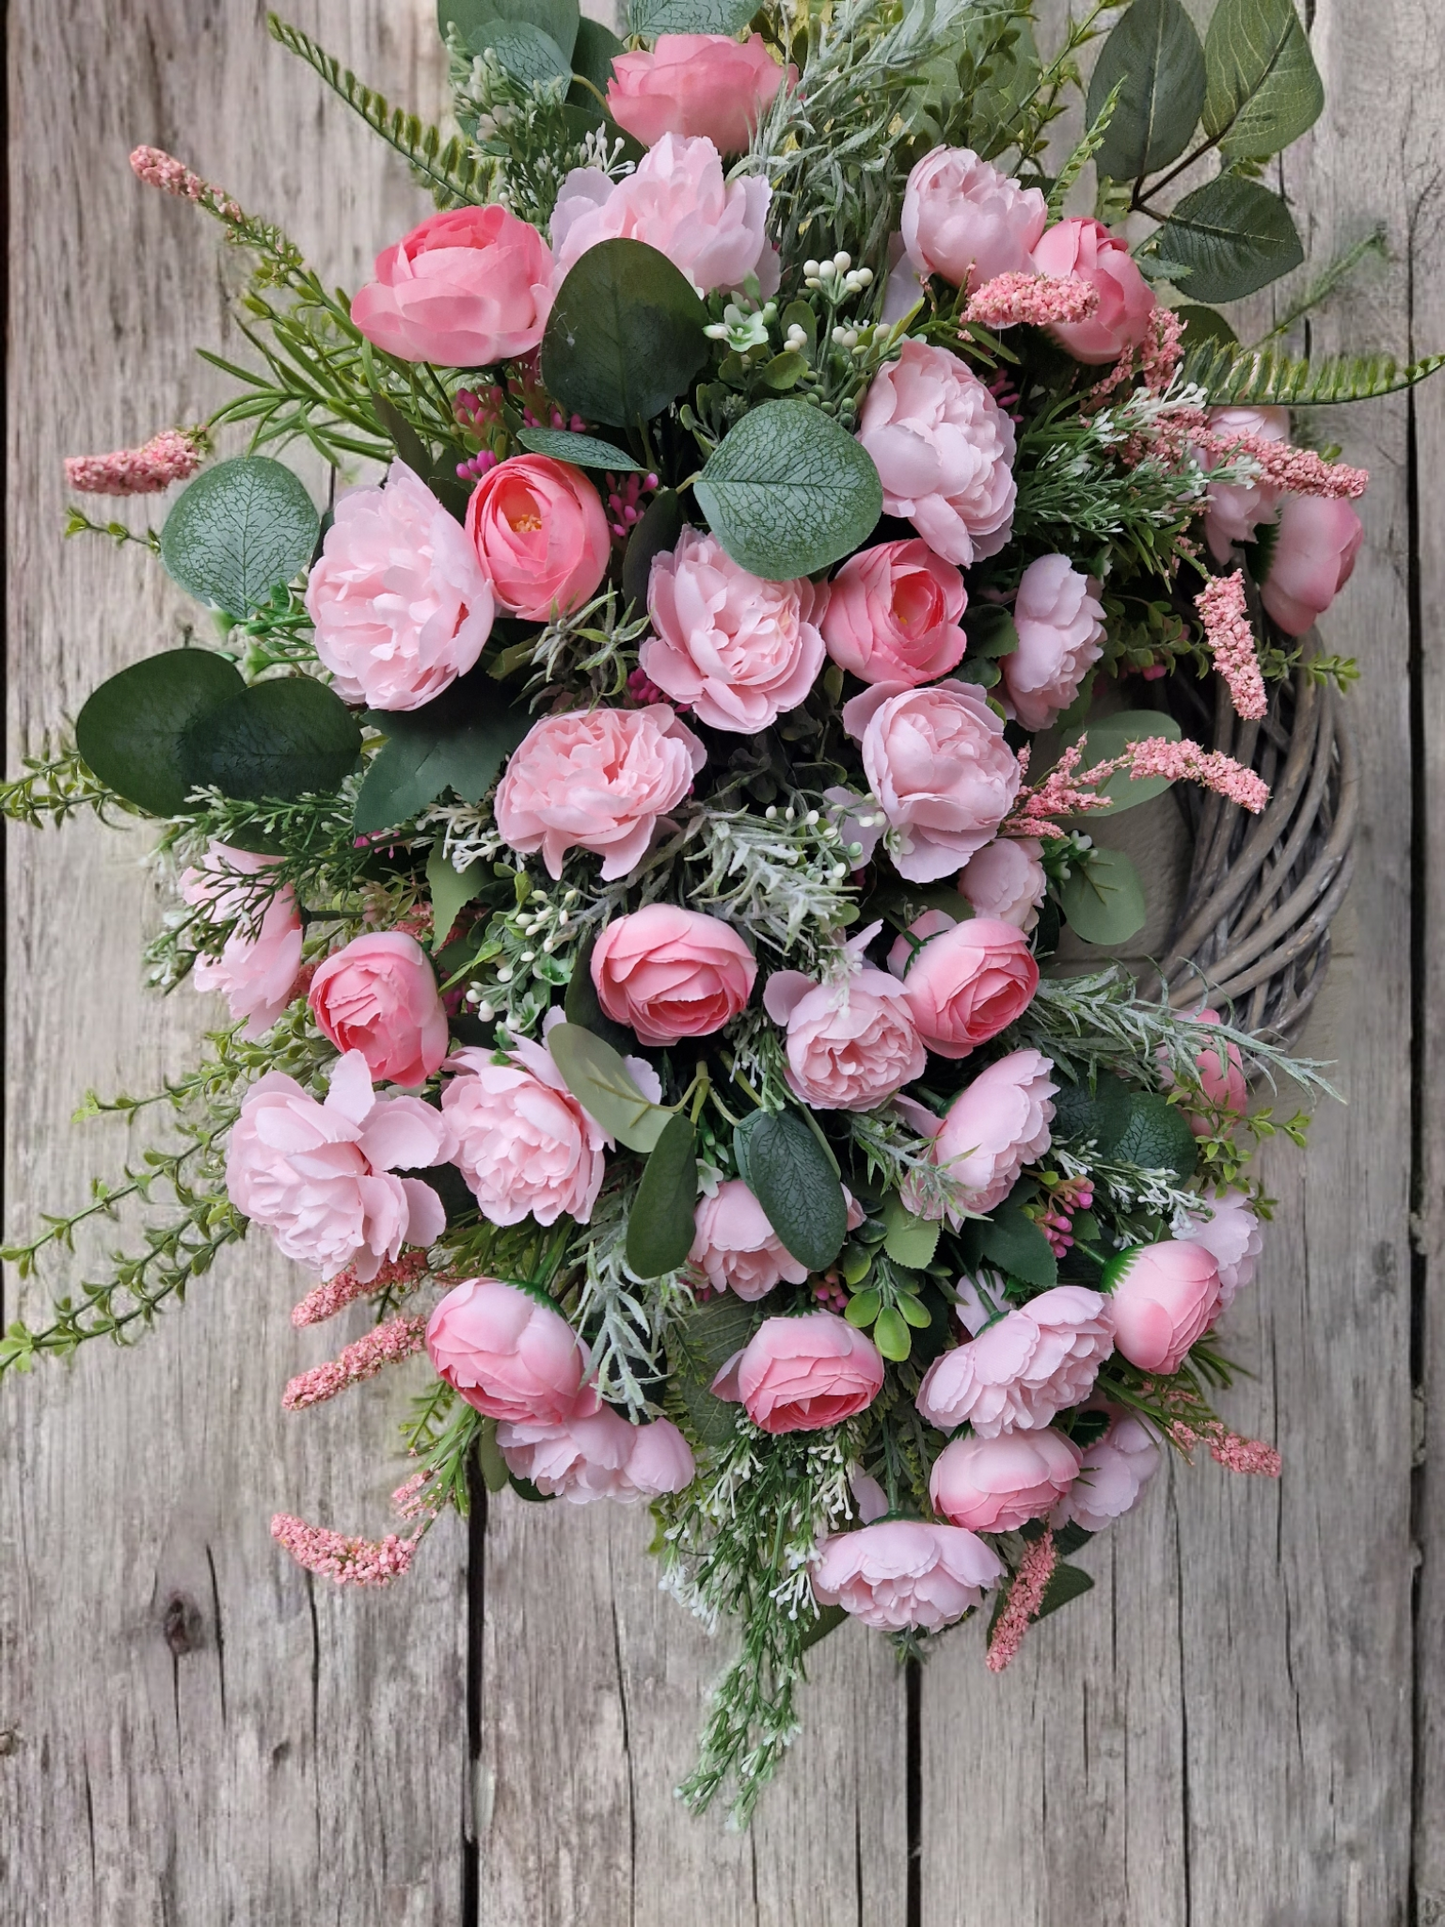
[426,842,484,952]
[882,1193,941,1270]
[1061,707,1182,814]
[979,1199,1058,1290]
[1035,1561,1095,1622]
[1154,175,1304,303]
[1086,0,1206,180]
[1049,1070,1136,1154]
[517,427,646,472]
[1111,1092,1198,1180]
[74,650,244,817]
[668,1292,759,1446]
[542,238,709,429]
[547,1022,670,1152]
[1180,336,1445,407]
[734,1109,848,1272]
[695,400,883,580]
[562,929,635,1053]
[844,1288,881,1328]
[966,605,1019,661]
[627,0,754,34]
[440,0,579,62]
[183,677,362,803]
[487,17,571,84]
[1058,846,1148,947]
[898,1292,933,1329]
[800,1601,849,1651]
[571,15,624,90]
[622,488,685,614]
[1202,0,1322,163]
[873,1304,912,1362]
[354,664,532,834]
[1177,304,1239,350]
[626,1113,699,1278]
[160,458,319,619]
[476,1416,512,1492]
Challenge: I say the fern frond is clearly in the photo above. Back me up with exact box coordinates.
[1182,338,1445,406]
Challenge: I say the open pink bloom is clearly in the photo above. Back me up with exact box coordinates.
[1178,1187,1262,1311]
[465,454,610,620]
[1105,1240,1222,1375]
[857,338,1017,566]
[1001,554,1105,731]
[844,679,1022,883]
[495,704,705,881]
[591,904,756,1045]
[899,915,1040,1059]
[930,1427,1082,1532]
[443,1039,606,1227]
[427,1277,592,1425]
[1260,493,1364,636]
[226,1051,450,1281]
[305,460,493,710]
[606,34,792,155]
[765,961,927,1112]
[551,133,778,297]
[820,539,968,687]
[351,204,552,366]
[309,932,449,1089]
[1202,406,1290,562]
[812,1520,1003,1632]
[641,528,825,731]
[958,836,1047,932]
[1052,1414,1161,1532]
[901,146,1047,292]
[1029,217,1156,364]
[497,1408,694,1503]
[713,1311,885,1433]
[916,1285,1113,1435]
[180,843,303,1039]
[690,1178,808,1301]
[903,1048,1057,1224]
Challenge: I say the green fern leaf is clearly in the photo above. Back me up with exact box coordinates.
[1183,336,1445,405]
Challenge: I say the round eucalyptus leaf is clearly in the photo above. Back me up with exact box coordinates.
[1058,846,1148,948]
[160,457,320,619]
[517,427,646,472]
[75,649,245,817]
[694,401,883,579]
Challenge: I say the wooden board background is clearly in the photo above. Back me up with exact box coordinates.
[0,1,1438,1921]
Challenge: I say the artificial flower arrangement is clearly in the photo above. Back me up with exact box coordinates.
[5,0,1439,1819]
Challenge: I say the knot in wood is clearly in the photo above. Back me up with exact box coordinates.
[161,1592,204,1657]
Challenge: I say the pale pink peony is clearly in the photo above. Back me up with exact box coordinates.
[1260,493,1364,637]
[640,528,825,731]
[713,1311,885,1434]
[497,1408,694,1502]
[1052,1414,1161,1532]
[898,915,1040,1059]
[1000,554,1105,731]
[904,1048,1057,1224]
[1029,217,1156,364]
[591,903,756,1045]
[857,338,1017,566]
[1178,1187,1262,1311]
[764,961,927,1113]
[820,539,968,687]
[426,1276,591,1425]
[465,454,611,621]
[812,1520,1003,1632]
[1202,406,1291,563]
[843,678,1022,882]
[1105,1240,1222,1375]
[958,836,1047,932]
[351,204,553,366]
[308,932,450,1089]
[689,1178,808,1301]
[606,34,792,155]
[901,146,1047,292]
[915,1285,1113,1436]
[305,460,493,710]
[180,843,303,1039]
[442,1039,606,1227]
[550,133,778,297]
[226,1051,450,1281]
[929,1427,1082,1532]
[494,703,705,881]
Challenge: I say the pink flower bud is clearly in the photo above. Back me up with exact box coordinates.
[426,1278,593,1425]
[351,204,553,367]
[898,915,1040,1060]
[929,1428,1082,1532]
[712,1311,885,1434]
[1028,218,1156,365]
[1105,1240,1222,1375]
[606,33,793,156]
[309,932,450,1089]
[591,904,757,1046]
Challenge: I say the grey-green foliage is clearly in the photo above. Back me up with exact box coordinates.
[694,400,883,579]
[1086,0,1206,179]
[161,457,319,619]
[627,0,754,32]
[1202,0,1324,162]
[541,239,710,429]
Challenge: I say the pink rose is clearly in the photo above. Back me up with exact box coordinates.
[1000,554,1105,731]
[1201,406,1290,563]
[916,1285,1113,1436]
[1052,1414,1161,1533]
[820,540,968,687]
[551,133,778,297]
[886,907,959,978]
[305,460,494,710]
[350,204,552,366]
[812,1520,1004,1632]
[689,1177,808,1301]
[640,528,825,731]
[426,1276,591,1425]
[857,338,1017,565]
[898,915,1040,1059]
[901,146,1047,292]
[1259,493,1364,636]
[764,961,927,1113]
[1178,1187,1262,1311]
[606,34,792,155]
[1163,1007,1248,1135]
[1105,1240,1222,1375]
[495,703,705,881]
[308,932,449,1089]
[180,843,303,1039]
[930,1427,1082,1532]
[843,679,1022,882]
[442,1039,606,1227]
[958,836,1047,932]
[1029,217,1156,364]
[497,1408,694,1503]
[226,1051,450,1281]
[465,454,610,621]
[904,1048,1057,1224]
[591,904,756,1045]
[713,1311,885,1433]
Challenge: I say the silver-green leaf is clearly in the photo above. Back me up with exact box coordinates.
[547,1023,671,1153]
[694,401,883,580]
[161,457,319,619]
[1058,846,1148,948]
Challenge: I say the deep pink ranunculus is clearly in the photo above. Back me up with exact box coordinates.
[898,914,1039,1059]
[916,1284,1113,1436]
[1105,1240,1222,1375]
[903,1047,1057,1224]
[1000,553,1105,731]
[465,454,610,621]
[957,836,1047,932]
[901,146,1047,292]
[180,842,303,1040]
[591,903,756,1046]
[1259,493,1364,636]
[820,539,968,687]
[351,204,553,367]
[442,1039,607,1228]
[1051,1414,1161,1533]
[812,1520,1004,1632]
[426,1277,593,1426]
[712,1311,886,1434]
[1029,217,1156,364]
[606,33,793,155]
[308,932,449,1089]
[929,1427,1082,1532]
[496,1408,695,1502]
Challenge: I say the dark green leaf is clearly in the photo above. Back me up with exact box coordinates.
[571,14,624,89]
[623,489,685,613]
[735,1109,848,1272]
[1061,707,1182,814]
[1058,846,1148,947]
[160,457,319,619]
[1202,0,1322,162]
[476,1416,512,1492]
[440,0,579,62]
[426,842,484,952]
[564,930,637,1052]
[1035,1561,1095,1621]
[695,401,883,580]
[508,1473,557,1503]
[183,677,362,802]
[354,664,532,834]
[1177,303,1239,349]
[1111,1092,1198,1179]
[627,0,754,33]
[1086,0,1206,179]
[547,1022,670,1152]
[979,1199,1058,1290]
[800,1601,849,1651]
[541,238,709,429]
[882,1192,941,1270]
[1049,1070,1136,1154]
[668,1292,758,1446]
[517,427,646,472]
[626,1113,699,1278]
[75,649,245,817]
[966,604,1019,660]
[1155,175,1304,303]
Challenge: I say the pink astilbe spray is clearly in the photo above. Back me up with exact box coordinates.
[270,1514,424,1587]
[1004,733,1269,840]
[1170,1418,1282,1478]
[130,144,241,220]
[965,273,1100,330]
[391,1470,443,1523]
[291,1248,431,1328]
[1127,735,1270,813]
[1194,417,1369,500]
[1196,570,1267,720]
[1139,307,1185,396]
[281,1315,427,1411]
[985,1527,1058,1673]
[1001,742,1123,839]
[65,428,206,497]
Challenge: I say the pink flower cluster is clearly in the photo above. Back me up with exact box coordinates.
[985,1525,1057,1673]
[66,428,206,497]
[270,1513,423,1588]
[443,1038,607,1228]
[129,144,240,219]
[1196,570,1267,721]
[964,273,1101,329]
[917,1285,1113,1436]
[180,843,304,1039]
[281,1314,427,1411]
[813,1520,1003,1633]
[1170,1418,1282,1478]
[291,1249,431,1329]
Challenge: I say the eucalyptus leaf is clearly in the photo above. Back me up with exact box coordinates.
[487,17,571,84]
[1177,303,1239,349]
[517,427,646,472]
[735,1109,848,1272]
[1035,1561,1095,1622]
[75,649,245,817]
[426,842,484,952]
[965,605,1019,661]
[354,664,532,835]
[183,677,362,803]
[542,238,709,429]
[160,457,319,619]
[695,400,883,579]
[563,930,636,1053]
[1155,175,1304,303]
[1058,846,1148,947]
[1202,0,1323,163]
[882,1193,941,1270]
[1061,707,1182,814]
[1111,1092,1198,1180]
[978,1199,1058,1290]
[1086,0,1206,180]
[626,1113,699,1278]
[627,0,754,33]
[440,0,579,62]
[547,1022,671,1152]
